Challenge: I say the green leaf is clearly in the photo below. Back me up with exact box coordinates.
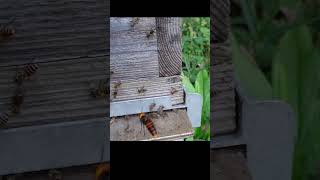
[195,70,210,115]
[181,73,196,93]
[232,34,273,100]
[271,25,320,180]
[240,0,257,38]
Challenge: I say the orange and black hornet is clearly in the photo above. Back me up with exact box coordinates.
[139,113,158,137]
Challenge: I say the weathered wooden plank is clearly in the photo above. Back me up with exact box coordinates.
[211,0,230,43]
[110,109,193,141]
[156,17,182,76]
[0,56,108,127]
[211,42,236,135]
[110,17,159,81]
[110,76,184,105]
[0,0,108,67]
[211,0,235,136]
[211,149,252,180]
[110,17,155,33]
[3,164,109,180]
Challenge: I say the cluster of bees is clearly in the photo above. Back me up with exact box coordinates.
[0,63,39,128]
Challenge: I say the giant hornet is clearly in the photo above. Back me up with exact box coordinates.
[139,112,158,137]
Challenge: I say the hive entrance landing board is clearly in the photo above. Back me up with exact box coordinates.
[110,109,193,141]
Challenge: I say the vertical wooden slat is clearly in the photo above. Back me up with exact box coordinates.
[156,17,182,76]
[211,0,230,43]
[211,0,237,136]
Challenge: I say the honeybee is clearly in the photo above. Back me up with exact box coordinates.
[112,90,118,98]
[170,87,178,95]
[15,63,39,83]
[139,113,158,137]
[91,80,108,98]
[149,103,156,111]
[11,86,24,114]
[137,86,147,94]
[158,105,165,116]
[0,112,9,127]
[146,29,155,39]
[114,80,121,89]
[131,17,140,27]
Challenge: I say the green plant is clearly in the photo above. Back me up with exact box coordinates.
[231,0,320,179]
[182,17,210,141]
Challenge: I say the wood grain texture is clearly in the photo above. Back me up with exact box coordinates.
[211,0,230,43]
[110,17,159,80]
[0,56,108,128]
[0,0,108,67]
[211,43,236,135]
[110,76,184,105]
[110,17,184,105]
[211,149,252,180]
[110,109,193,141]
[156,17,182,76]
[4,164,110,180]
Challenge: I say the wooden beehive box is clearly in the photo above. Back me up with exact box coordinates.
[211,0,236,137]
[0,0,109,175]
[110,17,194,141]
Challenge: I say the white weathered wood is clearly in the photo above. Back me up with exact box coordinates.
[110,76,183,105]
[110,17,159,81]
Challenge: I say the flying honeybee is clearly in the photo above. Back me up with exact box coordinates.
[0,112,9,127]
[139,112,158,137]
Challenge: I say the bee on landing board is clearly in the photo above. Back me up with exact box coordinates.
[139,112,158,137]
